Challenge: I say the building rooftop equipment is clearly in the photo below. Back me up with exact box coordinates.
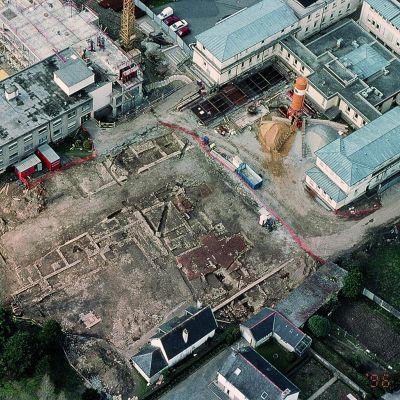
[276,261,347,327]
[219,347,300,399]
[196,0,298,62]
[14,154,41,172]
[315,106,400,186]
[54,61,94,88]
[0,48,93,147]
[280,20,400,123]
[365,0,400,29]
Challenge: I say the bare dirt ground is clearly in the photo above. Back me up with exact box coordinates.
[0,129,314,396]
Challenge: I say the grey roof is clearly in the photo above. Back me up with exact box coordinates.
[151,305,217,360]
[14,154,41,172]
[366,0,400,29]
[316,106,400,186]
[280,20,400,123]
[54,59,94,87]
[196,0,298,62]
[306,166,347,202]
[276,262,347,327]
[130,345,167,378]
[0,48,92,147]
[241,308,311,355]
[37,143,60,164]
[219,347,299,400]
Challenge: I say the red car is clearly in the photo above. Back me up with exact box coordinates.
[177,26,190,37]
[164,15,180,26]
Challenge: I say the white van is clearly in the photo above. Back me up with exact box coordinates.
[157,7,173,20]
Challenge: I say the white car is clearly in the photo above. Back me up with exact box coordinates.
[157,6,173,20]
[171,19,188,32]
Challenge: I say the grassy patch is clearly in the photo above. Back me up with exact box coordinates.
[360,243,400,308]
[256,339,297,373]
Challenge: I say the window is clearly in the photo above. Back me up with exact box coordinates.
[338,10,342,14]
[9,142,17,151]
[346,106,351,113]
[82,102,91,112]
[280,45,283,51]
[281,29,284,33]
[354,113,358,119]
[330,13,334,19]
[305,27,309,32]
[294,59,298,64]
[287,53,291,59]
[257,53,260,59]
[241,62,244,67]
[301,65,305,71]
[24,134,33,143]
[67,120,76,129]
[314,21,317,27]
[53,129,62,137]
[228,69,231,75]
[67,110,76,119]
[347,3,350,9]
[261,40,265,44]
[376,23,380,29]
[332,2,336,7]
[39,137,47,144]
[202,45,205,50]
[38,126,47,135]
[53,118,61,128]
[9,151,18,160]
[0,148,2,156]
[322,16,326,22]
[203,61,207,67]
[249,57,252,63]
[24,143,33,152]
[308,14,311,20]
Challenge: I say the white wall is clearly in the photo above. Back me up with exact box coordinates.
[54,72,95,96]
[89,82,112,112]
[217,373,246,400]
[150,329,216,367]
[359,1,400,56]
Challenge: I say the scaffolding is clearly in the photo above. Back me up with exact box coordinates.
[120,0,135,51]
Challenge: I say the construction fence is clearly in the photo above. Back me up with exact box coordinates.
[135,0,192,56]
[362,288,400,320]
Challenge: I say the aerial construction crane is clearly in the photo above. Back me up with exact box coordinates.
[120,0,135,50]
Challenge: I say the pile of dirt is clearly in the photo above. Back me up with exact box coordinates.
[0,184,46,230]
[259,120,291,152]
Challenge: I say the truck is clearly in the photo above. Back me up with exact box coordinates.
[235,162,263,189]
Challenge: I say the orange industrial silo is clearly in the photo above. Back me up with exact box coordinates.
[288,76,308,117]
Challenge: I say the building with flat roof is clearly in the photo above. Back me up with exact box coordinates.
[277,19,400,127]
[287,0,361,40]
[193,0,299,85]
[305,106,400,209]
[216,347,300,400]
[359,0,400,56]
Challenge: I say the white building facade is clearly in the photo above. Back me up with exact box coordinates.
[359,0,400,56]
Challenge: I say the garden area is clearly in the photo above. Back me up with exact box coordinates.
[0,307,102,400]
[53,127,94,160]
[256,339,297,374]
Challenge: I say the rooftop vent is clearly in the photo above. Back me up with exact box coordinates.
[281,389,291,399]
[382,68,390,76]
[5,84,18,101]
[336,38,343,48]
[182,328,188,344]
[351,40,359,48]
[234,368,241,376]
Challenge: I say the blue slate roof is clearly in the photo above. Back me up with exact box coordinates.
[151,305,217,360]
[130,345,167,378]
[315,107,400,186]
[196,0,298,62]
[339,44,390,79]
[366,0,400,28]
[241,308,311,355]
[219,347,299,399]
[306,167,347,202]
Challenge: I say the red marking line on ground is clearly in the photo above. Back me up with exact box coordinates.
[160,121,326,264]
[22,151,97,189]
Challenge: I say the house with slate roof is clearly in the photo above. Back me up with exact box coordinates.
[192,0,299,85]
[240,308,312,356]
[216,347,300,400]
[306,106,400,210]
[130,305,217,383]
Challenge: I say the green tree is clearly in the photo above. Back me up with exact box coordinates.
[342,268,363,298]
[40,320,63,350]
[0,307,15,348]
[1,331,36,378]
[57,392,68,400]
[81,388,102,400]
[308,315,331,337]
[37,374,55,400]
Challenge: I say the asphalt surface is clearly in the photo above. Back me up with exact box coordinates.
[152,0,262,44]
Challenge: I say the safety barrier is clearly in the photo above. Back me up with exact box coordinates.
[159,121,326,265]
[21,151,97,189]
[335,204,381,218]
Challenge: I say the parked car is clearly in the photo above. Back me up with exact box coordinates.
[171,19,188,32]
[177,26,190,37]
[157,6,173,20]
[164,15,180,26]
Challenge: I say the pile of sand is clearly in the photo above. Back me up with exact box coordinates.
[259,120,291,152]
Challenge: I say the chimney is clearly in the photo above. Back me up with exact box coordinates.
[182,328,189,344]
[5,85,19,101]
[196,299,203,309]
